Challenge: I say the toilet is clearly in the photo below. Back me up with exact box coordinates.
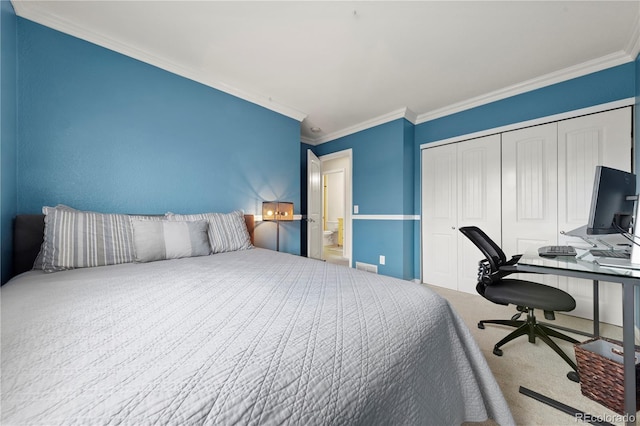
[323,230,335,246]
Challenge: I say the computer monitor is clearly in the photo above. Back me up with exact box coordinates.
[587,165,637,235]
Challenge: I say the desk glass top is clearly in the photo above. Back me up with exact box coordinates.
[518,247,640,280]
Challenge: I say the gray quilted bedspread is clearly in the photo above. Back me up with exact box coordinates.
[1,248,513,425]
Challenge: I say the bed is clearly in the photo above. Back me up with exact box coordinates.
[2,211,514,425]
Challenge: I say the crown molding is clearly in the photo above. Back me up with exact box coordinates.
[12,1,308,123]
[415,51,634,124]
[304,107,417,146]
[626,9,640,59]
[300,135,316,145]
[403,108,418,125]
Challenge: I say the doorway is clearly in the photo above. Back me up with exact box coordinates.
[322,168,347,265]
[309,149,352,266]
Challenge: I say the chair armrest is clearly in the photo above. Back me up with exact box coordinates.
[498,265,518,273]
[505,254,521,266]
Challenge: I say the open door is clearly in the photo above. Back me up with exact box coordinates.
[307,150,323,260]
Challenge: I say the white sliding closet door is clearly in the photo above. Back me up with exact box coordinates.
[502,107,631,325]
[456,136,502,294]
[422,143,458,289]
[422,106,633,320]
[422,135,501,293]
[502,123,559,287]
[557,107,632,325]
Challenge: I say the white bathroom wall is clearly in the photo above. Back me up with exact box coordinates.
[325,171,344,228]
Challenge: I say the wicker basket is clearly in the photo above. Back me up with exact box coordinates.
[574,337,640,414]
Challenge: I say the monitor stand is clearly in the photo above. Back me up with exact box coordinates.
[596,197,640,270]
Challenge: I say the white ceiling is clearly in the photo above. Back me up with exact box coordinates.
[11,1,640,145]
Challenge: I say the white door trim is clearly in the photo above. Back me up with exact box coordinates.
[319,149,353,267]
[307,150,322,260]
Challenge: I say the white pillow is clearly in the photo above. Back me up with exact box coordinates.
[165,210,252,253]
[131,219,211,263]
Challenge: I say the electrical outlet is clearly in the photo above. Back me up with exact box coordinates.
[354,205,359,214]
[379,255,385,265]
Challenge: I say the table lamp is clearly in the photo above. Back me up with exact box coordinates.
[262,201,294,251]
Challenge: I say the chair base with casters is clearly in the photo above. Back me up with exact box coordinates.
[478,276,581,382]
[478,307,581,383]
[458,226,582,383]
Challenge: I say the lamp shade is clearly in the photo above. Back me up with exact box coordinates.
[262,202,277,221]
[262,201,294,221]
[276,202,294,221]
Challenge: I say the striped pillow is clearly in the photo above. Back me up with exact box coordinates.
[40,206,136,272]
[131,219,210,263]
[165,210,252,253]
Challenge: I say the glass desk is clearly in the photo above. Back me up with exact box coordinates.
[518,248,640,425]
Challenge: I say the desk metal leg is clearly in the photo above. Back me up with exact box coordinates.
[593,280,600,338]
[622,283,636,426]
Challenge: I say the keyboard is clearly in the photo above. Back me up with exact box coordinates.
[538,245,577,257]
[589,249,631,259]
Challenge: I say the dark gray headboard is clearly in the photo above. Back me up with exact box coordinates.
[13,214,45,277]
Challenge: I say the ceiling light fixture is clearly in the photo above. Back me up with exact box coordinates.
[310,127,322,133]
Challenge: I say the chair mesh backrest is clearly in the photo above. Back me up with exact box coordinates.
[458,226,507,273]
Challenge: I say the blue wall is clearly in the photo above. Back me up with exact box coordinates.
[313,119,415,279]
[17,20,300,214]
[3,17,303,279]
[1,0,17,284]
[315,120,407,215]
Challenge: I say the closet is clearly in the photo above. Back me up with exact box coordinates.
[421,134,502,295]
[422,107,632,325]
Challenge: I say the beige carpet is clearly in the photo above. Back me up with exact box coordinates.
[427,284,635,426]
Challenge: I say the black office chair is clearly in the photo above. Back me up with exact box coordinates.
[458,226,580,382]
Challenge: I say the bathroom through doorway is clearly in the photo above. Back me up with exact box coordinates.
[320,150,351,267]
